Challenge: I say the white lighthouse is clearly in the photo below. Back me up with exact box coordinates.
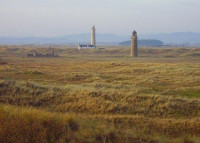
[78,26,96,50]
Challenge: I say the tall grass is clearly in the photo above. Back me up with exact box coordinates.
[0,105,80,143]
[1,104,200,143]
[0,46,200,142]
[0,80,199,117]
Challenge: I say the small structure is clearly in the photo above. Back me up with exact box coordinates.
[27,47,58,57]
[35,51,43,57]
[130,30,138,57]
[27,54,34,57]
[78,44,95,50]
[46,47,55,57]
[78,26,96,50]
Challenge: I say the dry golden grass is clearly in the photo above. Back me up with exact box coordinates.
[0,105,80,143]
[0,45,200,143]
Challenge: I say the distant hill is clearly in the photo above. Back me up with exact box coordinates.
[0,32,200,45]
[140,32,200,45]
[119,39,164,46]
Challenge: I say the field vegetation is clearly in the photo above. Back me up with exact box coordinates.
[0,45,200,143]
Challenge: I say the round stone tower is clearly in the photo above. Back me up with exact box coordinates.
[91,26,96,48]
[130,30,138,57]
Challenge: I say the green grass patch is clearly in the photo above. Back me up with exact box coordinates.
[178,91,200,98]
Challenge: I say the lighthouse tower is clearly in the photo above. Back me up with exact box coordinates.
[130,30,138,57]
[91,26,96,48]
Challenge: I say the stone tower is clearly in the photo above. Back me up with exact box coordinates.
[130,30,138,57]
[91,26,96,48]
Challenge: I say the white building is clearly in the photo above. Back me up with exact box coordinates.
[78,26,96,50]
[78,44,95,50]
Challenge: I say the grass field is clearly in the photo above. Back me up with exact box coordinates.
[0,45,200,143]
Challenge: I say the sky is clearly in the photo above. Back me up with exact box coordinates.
[0,0,200,37]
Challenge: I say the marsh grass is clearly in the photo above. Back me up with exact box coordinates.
[0,45,200,142]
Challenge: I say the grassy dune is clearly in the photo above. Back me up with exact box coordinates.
[0,105,80,143]
[0,45,200,143]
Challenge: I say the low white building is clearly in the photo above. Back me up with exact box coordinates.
[78,44,95,50]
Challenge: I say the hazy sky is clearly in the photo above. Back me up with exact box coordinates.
[0,0,200,37]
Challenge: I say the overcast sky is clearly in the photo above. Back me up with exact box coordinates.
[0,0,200,37]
